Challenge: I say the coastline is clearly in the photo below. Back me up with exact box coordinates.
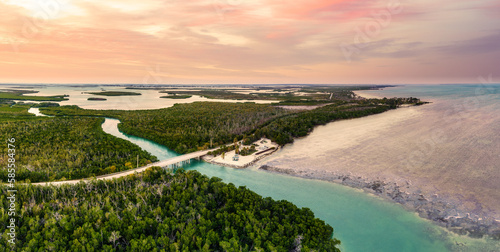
[353,86,408,99]
[257,165,500,239]
[25,88,500,241]
[248,101,500,240]
[203,146,280,169]
[353,90,386,99]
[203,138,280,169]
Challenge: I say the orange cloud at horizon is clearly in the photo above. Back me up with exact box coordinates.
[1,0,499,84]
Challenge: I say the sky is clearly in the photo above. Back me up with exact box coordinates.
[0,0,499,84]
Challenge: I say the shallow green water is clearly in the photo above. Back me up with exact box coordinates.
[23,83,499,251]
[192,163,452,252]
[102,118,453,252]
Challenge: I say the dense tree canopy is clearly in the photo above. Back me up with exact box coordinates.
[254,103,394,145]
[0,117,157,182]
[41,97,422,152]
[42,102,293,154]
[0,168,341,251]
[0,104,39,122]
[0,86,428,251]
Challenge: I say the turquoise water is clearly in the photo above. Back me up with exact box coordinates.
[102,118,452,252]
[26,84,500,251]
[192,164,452,252]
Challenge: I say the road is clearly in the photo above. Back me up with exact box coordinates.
[33,149,212,186]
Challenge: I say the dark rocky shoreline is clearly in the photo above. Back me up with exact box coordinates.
[259,165,500,240]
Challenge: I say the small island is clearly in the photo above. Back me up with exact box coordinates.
[88,91,141,96]
[0,89,68,101]
[87,97,107,101]
[160,94,192,99]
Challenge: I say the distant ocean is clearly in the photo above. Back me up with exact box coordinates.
[361,84,500,209]
[267,84,500,218]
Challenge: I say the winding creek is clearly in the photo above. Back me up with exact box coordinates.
[27,105,497,251]
[101,118,457,252]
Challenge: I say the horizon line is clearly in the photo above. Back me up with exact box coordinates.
[1,83,499,86]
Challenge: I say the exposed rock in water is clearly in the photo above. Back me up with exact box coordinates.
[258,165,500,240]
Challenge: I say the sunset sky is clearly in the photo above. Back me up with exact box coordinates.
[1,0,499,84]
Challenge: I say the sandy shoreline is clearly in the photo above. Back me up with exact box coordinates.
[203,138,279,168]
[252,103,500,239]
[28,92,500,239]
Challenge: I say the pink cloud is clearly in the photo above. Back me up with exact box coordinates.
[481,1,500,17]
[267,0,383,21]
[1,0,499,84]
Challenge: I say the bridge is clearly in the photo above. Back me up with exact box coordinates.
[150,149,211,169]
[34,149,213,186]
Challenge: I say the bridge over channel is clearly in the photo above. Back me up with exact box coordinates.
[34,149,212,186]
